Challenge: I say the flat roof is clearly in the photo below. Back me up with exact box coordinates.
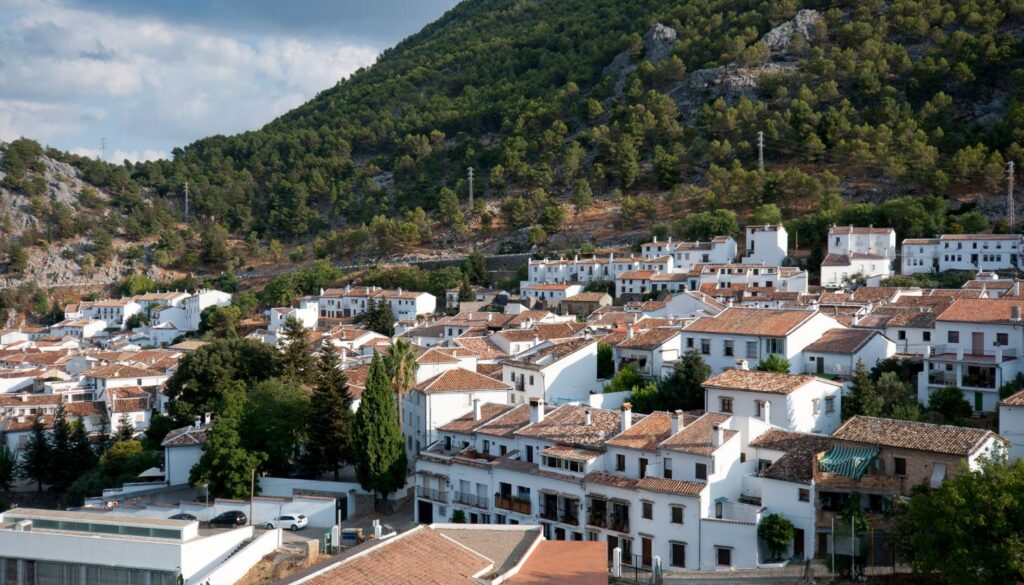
[2,507,194,529]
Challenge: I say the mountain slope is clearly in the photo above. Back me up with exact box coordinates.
[19,0,1024,267]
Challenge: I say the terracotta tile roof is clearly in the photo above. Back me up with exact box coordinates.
[341,364,369,401]
[704,370,836,394]
[504,311,551,327]
[925,288,984,298]
[903,238,939,245]
[616,270,657,280]
[541,444,602,462]
[0,394,60,407]
[66,401,104,416]
[683,308,816,337]
[85,364,164,380]
[614,328,681,350]
[294,525,493,584]
[497,329,542,342]
[866,308,937,329]
[476,404,532,438]
[161,423,211,447]
[438,403,515,433]
[635,476,706,497]
[476,362,503,378]
[659,412,735,455]
[565,292,611,303]
[414,368,510,394]
[821,253,852,267]
[849,287,905,303]
[416,347,462,365]
[434,526,542,579]
[585,471,639,490]
[606,411,699,451]
[2,414,53,432]
[503,338,596,371]
[962,279,1016,290]
[505,541,607,585]
[1001,389,1024,406]
[533,322,586,339]
[112,397,149,413]
[937,298,1024,324]
[832,416,1001,456]
[803,328,877,354]
[522,283,575,291]
[750,429,832,484]
[516,404,632,450]
[453,337,508,359]
[828,226,894,235]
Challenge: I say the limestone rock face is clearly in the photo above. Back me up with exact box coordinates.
[761,9,822,55]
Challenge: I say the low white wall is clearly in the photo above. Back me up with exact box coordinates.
[180,526,254,581]
[588,390,631,410]
[192,528,282,585]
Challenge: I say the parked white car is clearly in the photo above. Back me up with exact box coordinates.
[266,514,308,531]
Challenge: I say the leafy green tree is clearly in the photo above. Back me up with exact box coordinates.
[626,382,660,414]
[758,514,795,561]
[19,416,51,491]
[304,343,354,480]
[756,354,790,373]
[8,245,29,275]
[142,413,176,451]
[606,364,645,393]
[458,276,475,302]
[437,187,466,234]
[571,179,593,213]
[364,298,395,336]
[672,209,739,241]
[929,386,973,424]
[597,342,614,379]
[0,445,16,491]
[240,378,310,475]
[956,211,990,233]
[198,305,242,338]
[116,413,135,442]
[876,371,915,415]
[190,401,265,499]
[385,339,419,428]
[750,203,783,225]
[354,353,407,506]
[843,360,884,419]
[280,317,316,384]
[904,459,1023,585]
[462,250,488,285]
[658,350,710,411]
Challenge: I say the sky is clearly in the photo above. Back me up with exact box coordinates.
[0,0,459,163]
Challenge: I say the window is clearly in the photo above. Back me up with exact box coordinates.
[695,462,708,481]
[529,375,534,385]
[663,457,673,479]
[526,445,534,463]
[482,440,490,454]
[764,338,784,355]
[642,501,653,519]
[723,340,734,357]
[671,542,686,567]
[799,488,810,502]
[758,459,772,473]
[616,454,626,472]
[740,452,746,463]
[894,457,907,476]
[639,458,648,478]
[671,505,684,524]
[700,338,711,355]
[898,330,906,341]
[812,399,820,415]
[719,397,733,413]
[825,396,835,414]
[923,331,931,342]
[686,337,694,349]
[746,341,758,358]
[948,331,960,343]
[998,333,1009,346]
[500,445,508,456]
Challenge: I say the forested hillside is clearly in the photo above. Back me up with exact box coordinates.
[8,0,1024,270]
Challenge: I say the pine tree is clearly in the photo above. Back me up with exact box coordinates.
[49,401,74,492]
[458,276,475,302]
[280,316,316,384]
[304,343,354,480]
[843,360,884,419]
[20,416,51,492]
[70,415,96,476]
[365,298,395,336]
[116,412,135,441]
[0,445,16,491]
[658,350,711,411]
[354,352,407,508]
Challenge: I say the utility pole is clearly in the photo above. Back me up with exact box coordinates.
[467,167,474,209]
[757,131,764,171]
[183,180,189,221]
[1008,161,1016,231]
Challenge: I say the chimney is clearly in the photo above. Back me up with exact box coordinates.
[529,398,545,424]
[397,287,402,294]
[473,399,482,421]
[712,425,723,448]
[1013,306,1022,321]
[735,359,749,371]
[584,410,592,426]
[762,401,771,422]
[671,410,685,435]
[621,402,633,433]
[627,325,634,339]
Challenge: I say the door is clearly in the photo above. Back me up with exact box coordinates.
[793,528,805,559]
[972,332,984,355]
[639,458,648,479]
[817,532,829,556]
[607,535,618,561]
[336,495,349,522]
[975,391,984,412]
[816,357,824,374]
[417,500,433,524]
[642,537,653,567]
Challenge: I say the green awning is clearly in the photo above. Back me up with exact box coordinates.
[818,445,879,480]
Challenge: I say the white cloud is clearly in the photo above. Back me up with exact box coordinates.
[0,0,379,154]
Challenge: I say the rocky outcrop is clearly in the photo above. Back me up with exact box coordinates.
[604,23,679,95]
[761,9,822,56]
[669,63,796,120]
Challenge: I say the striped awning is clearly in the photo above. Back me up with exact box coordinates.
[818,445,879,479]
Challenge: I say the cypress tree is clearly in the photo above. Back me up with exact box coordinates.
[70,415,96,476]
[280,316,316,384]
[304,343,354,480]
[49,401,73,491]
[353,352,407,508]
[20,416,51,492]
[116,412,135,441]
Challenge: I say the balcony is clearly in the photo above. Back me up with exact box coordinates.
[540,508,559,522]
[929,344,1017,363]
[495,495,531,515]
[453,491,489,510]
[416,486,448,503]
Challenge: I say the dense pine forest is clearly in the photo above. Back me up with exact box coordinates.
[6,0,1024,268]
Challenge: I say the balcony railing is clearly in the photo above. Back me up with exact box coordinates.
[416,486,448,503]
[540,508,558,521]
[929,345,1017,361]
[608,515,630,533]
[454,491,489,510]
[561,508,580,526]
[587,510,608,529]
[927,370,957,386]
[495,495,532,515]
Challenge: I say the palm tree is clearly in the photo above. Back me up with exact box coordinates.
[385,338,418,427]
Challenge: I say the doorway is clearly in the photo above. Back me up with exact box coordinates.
[417,500,433,524]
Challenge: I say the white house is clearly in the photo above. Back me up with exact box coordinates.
[902,234,1022,275]
[613,327,683,379]
[919,298,1024,413]
[800,328,895,380]
[703,369,843,435]
[999,390,1024,461]
[615,270,658,299]
[49,318,106,340]
[85,299,142,330]
[162,422,210,486]
[742,224,788,266]
[681,307,844,374]
[269,298,320,337]
[520,283,583,312]
[501,338,598,404]
[820,226,896,287]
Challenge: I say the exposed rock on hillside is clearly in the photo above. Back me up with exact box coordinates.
[0,150,109,238]
[605,22,679,95]
[762,9,822,56]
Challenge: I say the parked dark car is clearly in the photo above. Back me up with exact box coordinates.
[209,511,247,527]
[168,513,197,521]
